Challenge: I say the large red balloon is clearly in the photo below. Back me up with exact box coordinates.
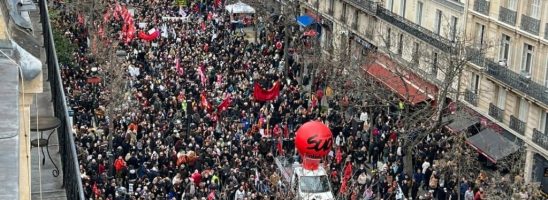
[295,121,333,158]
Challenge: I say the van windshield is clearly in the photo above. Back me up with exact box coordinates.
[299,175,331,193]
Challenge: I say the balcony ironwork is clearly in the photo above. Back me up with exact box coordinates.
[376,7,452,51]
[473,0,490,15]
[533,129,548,150]
[345,0,378,15]
[499,6,517,26]
[464,89,478,106]
[488,103,504,122]
[509,115,526,134]
[520,15,540,35]
[482,60,548,106]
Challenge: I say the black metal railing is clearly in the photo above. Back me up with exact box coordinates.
[532,129,548,150]
[499,6,517,26]
[38,0,85,199]
[464,89,478,106]
[473,0,490,15]
[345,0,378,15]
[520,14,540,35]
[488,103,504,122]
[376,6,452,51]
[509,115,526,135]
[482,60,548,105]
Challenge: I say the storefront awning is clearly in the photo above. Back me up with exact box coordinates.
[443,112,480,133]
[466,128,519,163]
[365,63,432,105]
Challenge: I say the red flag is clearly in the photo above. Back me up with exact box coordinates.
[138,29,160,41]
[214,0,221,8]
[217,94,232,112]
[339,179,348,194]
[343,162,352,181]
[335,147,342,164]
[253,81,281,101]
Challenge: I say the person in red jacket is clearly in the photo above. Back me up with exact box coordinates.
[113,156,126,177]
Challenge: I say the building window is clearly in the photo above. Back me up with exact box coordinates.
[400,0,406,17]
[398,34,404,54]
[450,16,458,41]
[341,3,347,22]
[412,42,420,63]
[540,112,547,134]
[387,0,394,12]
[529,0,541,19]
[499,34,511,64]
[518,98,529,122]
[431,53,438,76]
[353,9,359,28]
[470,72,480,94]
[545,60,548,87]
[507,0,518,10]
[434,10,442,34]
[475,23,485,48]
[496,86,507,108]
[387,28,392,49]
[416,1,423,25]
[521,43,534,75]
[328,0,334,12]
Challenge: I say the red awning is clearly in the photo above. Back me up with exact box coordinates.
[365,63,432,105]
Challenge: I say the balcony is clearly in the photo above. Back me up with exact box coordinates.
[464,89,478,106]
[499,7,517,26]
[533,129,548,150]
[482,60,548,106]
[376,7,452,51]
[488,103,504,122]
[520,15,540,35]
[473,0,490,15]
[509,115,526,135]
[345,0,378,15]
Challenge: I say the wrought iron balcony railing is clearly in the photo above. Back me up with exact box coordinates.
[509,115,526,134]
[345,0,378,15]
[488,103,504,122]
[520,14,541,35]
[499,6,517,26]
[473,0,490,15]
[533,129,548,150]
[376,7,452,51]
[464,89,478,106]
[482,60,548,106]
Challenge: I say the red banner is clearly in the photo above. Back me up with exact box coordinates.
[253,81,280,101]
[217,95,232,112]
[138,29,160,41]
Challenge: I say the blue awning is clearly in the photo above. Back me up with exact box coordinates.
[296,15,314,27]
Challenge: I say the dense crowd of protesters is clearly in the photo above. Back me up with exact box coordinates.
[50,0,527,199]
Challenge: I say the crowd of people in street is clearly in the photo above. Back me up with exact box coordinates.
[50,0,529,199]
